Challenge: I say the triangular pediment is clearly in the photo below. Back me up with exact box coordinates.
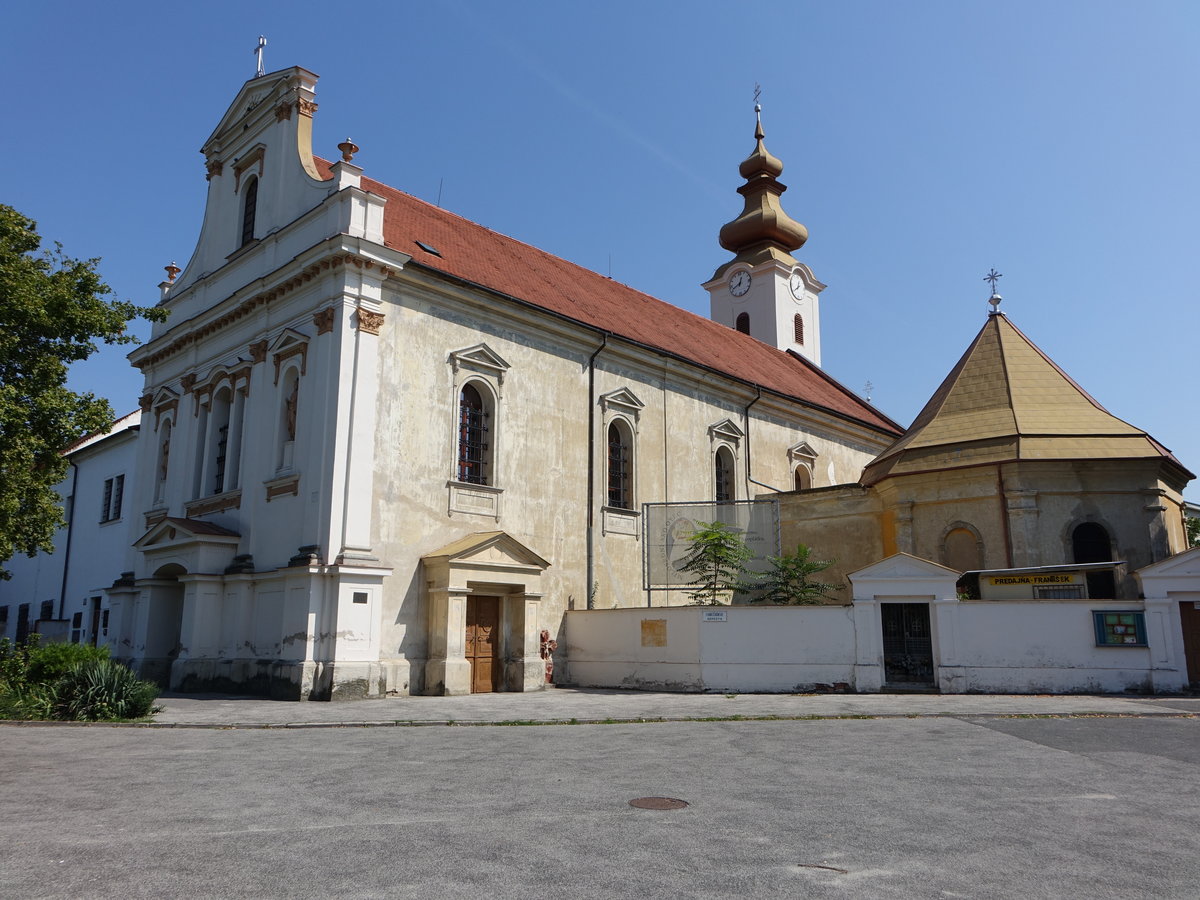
[850,552,960,581]
[1136,546,1200,579]
[600,387,645,414]
[270,328,309,353]
[134,516,241,550]
[709,418,745,442]
[423,531,550,570]
[450,343,510,376]
[151,386,179,408]
[787,440,818,462]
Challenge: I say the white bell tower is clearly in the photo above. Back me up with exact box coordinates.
[702,101,826,366]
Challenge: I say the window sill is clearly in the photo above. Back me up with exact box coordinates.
[185,489,242,518]
[264,473,301,502]
[602,505,640,537]
[447,480,503,520]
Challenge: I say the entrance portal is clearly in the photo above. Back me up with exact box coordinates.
[881,602,935,687]
[466,596,500,693]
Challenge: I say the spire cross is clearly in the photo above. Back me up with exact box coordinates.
[253,35,267,78]
[984,268,1002,291]
[753,82,762,113]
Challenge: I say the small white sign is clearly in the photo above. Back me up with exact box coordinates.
[702,610,728,622]
[1194,602,1200,610]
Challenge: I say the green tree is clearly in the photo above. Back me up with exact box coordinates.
[1187,516,1200,549]
[0,206,165,576]
[752,543,846,605]
[677,520,754,605]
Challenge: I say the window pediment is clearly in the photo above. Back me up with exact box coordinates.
[600,387,645,419]
[450,343,511,382]
[271,328,310,384]
[708,418,744,443]
[788,440,819,463]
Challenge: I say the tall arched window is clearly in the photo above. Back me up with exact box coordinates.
[714,446,735,503]
[1073,522,1116,598]
[794,314,804,345]
[209,387,232,495]
[240,176,258,247]
[458,383,491,485]
[607,421,632,509]
[735,312,750,334]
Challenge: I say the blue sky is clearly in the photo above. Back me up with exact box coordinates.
[2,1,1196,498]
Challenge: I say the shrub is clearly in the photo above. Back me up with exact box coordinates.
[25,640,109,685]
[678,520,755,605]
[751,543,845,605]
[53,660,160,721]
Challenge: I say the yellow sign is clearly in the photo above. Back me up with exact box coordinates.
[987,573,1080,586]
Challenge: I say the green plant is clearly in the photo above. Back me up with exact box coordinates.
[25,639,108,684]
[1187,516,1199,548]
[678,520,754,605]
[751,543,845,605]
[52,660,160,721]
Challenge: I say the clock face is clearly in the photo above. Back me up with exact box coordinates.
[729,270,751,297]
[789,272,806,300]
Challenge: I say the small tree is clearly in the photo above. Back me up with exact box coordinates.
[752,543,845,605]
[1187,516,1200,549]
[0,205,166,577]
[678,520,754,605]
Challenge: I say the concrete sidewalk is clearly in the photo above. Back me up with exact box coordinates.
[107,687,1200,727]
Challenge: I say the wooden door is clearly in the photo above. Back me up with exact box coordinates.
[1180,601,1200,687]
[466,596,500,693]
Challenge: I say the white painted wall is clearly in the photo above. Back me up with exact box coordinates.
[564,596,1188,695]
[565,605,857,692]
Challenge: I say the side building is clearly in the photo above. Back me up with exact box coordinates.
[0,412,141,647]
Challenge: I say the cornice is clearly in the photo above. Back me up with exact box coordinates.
[131,237,408,371]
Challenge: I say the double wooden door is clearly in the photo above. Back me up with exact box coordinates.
[466,596,500,693]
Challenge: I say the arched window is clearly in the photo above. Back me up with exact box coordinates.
[714,446,735,503]
[1073,522,1116,598]
[793,465,812,491]
[458,383,491,485]
[794,314,804,345]
[735,312,750,335]
[209,387,232,495]
[942,526,983,572]
[607,421,632,509]
[240,176,258,247]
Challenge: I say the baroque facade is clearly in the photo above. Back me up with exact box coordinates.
[95,66,898,699]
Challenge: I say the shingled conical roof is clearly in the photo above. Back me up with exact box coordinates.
[861,313,1192,486]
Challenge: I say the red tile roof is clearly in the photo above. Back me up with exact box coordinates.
[318,159,900,435]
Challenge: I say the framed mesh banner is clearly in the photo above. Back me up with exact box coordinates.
[642,499,780,591]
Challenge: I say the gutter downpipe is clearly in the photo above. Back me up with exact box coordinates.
[586,334,609,610]
[996,463,1014,567]
[57,461,79,620]
[743,387,785,495]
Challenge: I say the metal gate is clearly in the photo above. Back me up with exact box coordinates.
[881,603,935,686]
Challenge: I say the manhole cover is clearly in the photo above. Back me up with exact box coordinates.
[629,797,689,810]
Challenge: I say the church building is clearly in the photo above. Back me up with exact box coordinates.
[100,65,899,699]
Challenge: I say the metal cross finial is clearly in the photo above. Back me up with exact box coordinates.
[753,83,762,113]
[984,268,1002,291]
[254,35,267,78]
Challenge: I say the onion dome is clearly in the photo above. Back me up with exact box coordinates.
[717,109,808,269]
